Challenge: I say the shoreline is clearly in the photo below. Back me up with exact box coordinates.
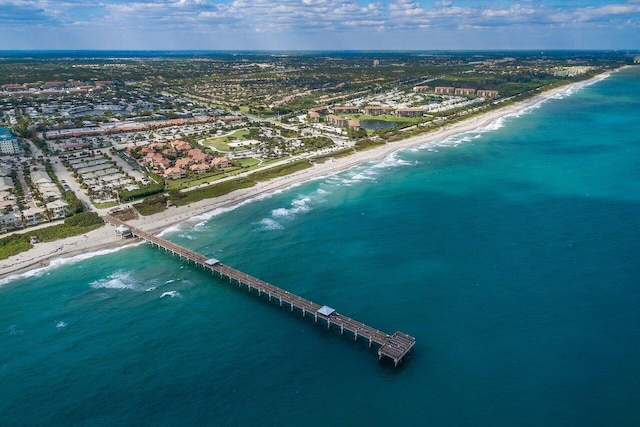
[0,71,613,283]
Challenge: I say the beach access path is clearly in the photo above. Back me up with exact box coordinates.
[0,71,613,282]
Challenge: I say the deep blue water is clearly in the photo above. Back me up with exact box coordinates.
[2,67,640,426]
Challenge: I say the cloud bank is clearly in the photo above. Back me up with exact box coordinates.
[0,0,639,49]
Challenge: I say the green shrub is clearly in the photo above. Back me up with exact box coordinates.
[119,183,165,202]
[0,234,32,260]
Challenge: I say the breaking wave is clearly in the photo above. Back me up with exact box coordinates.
[160,291,182,299]
[0,244,141,287]
[257,218,284,231]
[90,271,141,291]
[271,197,312,218]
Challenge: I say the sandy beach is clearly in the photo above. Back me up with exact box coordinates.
[0,72,612,282]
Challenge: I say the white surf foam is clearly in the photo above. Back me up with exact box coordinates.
[158,223,186,236]
[374,151,413,169]
[0,243,142,287]
[56,321,67,329]
[160,291,182,299]
[90,271,140,291]
[157,190,295,237]
[258,218,284,231]
[270,196,313,220]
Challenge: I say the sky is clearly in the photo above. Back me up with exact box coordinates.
[0,0,639,50]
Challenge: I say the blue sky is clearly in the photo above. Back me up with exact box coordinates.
[0,0,639,50]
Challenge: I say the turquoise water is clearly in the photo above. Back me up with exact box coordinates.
[0,126,15,141]
[2,67,640,426]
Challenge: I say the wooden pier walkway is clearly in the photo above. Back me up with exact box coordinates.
[105,215,415,367]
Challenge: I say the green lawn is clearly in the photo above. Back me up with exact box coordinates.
[350,114,424,125]
[237,158,260,168]
[202,139,231,151]
[167,160,312,207]
[93,201,119,209]
[134,196,168,216]
[202,128,250,151]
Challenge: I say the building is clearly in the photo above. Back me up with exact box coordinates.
[164,167,186,180]
[413,86,430,92]
[188,148,211,163]
[190,163,210,174]
[308,107,329,115]
[115,225,133,238]
[211,157,232,170]
[434,86,455,94]
[308,111,321,123]
[0,176,15,192]
[62,140,90,151]
[454,88,476,96]
[46,200,68,220]
[22,207,46,225]
[396,108,424,118]
[348,119,361,130]
[43,81,64,90]
[0,210,22,231]
[175,158,193,169]
[325,115,348,127]
[553,66,593,77]
[363,106,394,116]
[2,84,25,92]
[31,170,52,186]
[221,116,242,123]
[332,106,360,114]
[172,140,192,152]
[477,90,499,98]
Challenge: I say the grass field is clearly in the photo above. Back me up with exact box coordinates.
[201,128,250,151]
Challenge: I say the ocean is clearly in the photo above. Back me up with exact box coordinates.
[2,66,640,426]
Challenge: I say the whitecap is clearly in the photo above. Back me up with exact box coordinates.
[56,321,67,329]
[271,207,289,217]
[270,196,312,219]
[374,152,413,169]
[258,218,284,231]
[160,291,182,299]
[158,223,184,236]
[157,185,308,237]
[90,271,140,291]
[145,287,157,292]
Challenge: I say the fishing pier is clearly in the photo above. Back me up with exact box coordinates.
[106,215,415,367]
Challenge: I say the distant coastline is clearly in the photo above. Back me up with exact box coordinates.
[0,69,616,284]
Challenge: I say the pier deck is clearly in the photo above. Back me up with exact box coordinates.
[106,215,415,366]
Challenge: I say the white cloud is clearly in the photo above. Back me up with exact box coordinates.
[1,0,639,48]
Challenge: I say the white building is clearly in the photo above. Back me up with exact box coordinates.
[46,200,68,220]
